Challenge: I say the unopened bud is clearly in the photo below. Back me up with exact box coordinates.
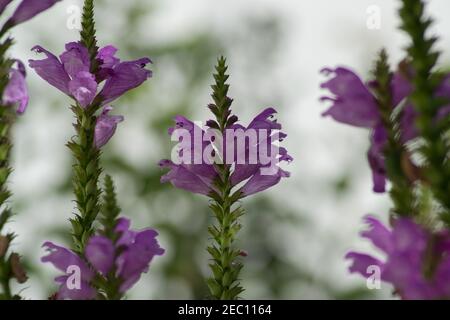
[0,236,9,258]
[401,152,423,184]
[10,253,28,284]
[239,250,248,257]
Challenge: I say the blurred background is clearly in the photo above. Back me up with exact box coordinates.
[2,0,450,299]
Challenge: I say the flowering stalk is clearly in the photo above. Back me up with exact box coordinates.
[0,37,15,299]
[399,0,450,222]
[0,94,16,299]
[334,0,450,299]
[68,103,102,252]
[42,176,164,300]
[95,175,124,300]
[159,56,291,299]
[371,50,416,217]
[0,0,65,297]
[80,0,99,73]
[29,0,154,299]
[99,175,120,239]
[68,0,102,253]
[206,57,244,300]
[43,180,164,300]
[0,0,67,300]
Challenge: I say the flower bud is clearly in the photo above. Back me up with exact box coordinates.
[0,235,9,258]
[10,253,28,284]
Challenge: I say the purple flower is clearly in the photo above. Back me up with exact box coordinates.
[42,218,164,300]
[98,58,152,105]
[94,106,124,148]
[393,71,450,142]
[96,45,120,82]
[435,74,450,123]
[97,46,120,69]
[159,108,292,198]
[29,43,152,108]
[68,71,97,108]
[320,66,415,193]
[1,0,61,31]
[2,60,28,114]
[320,67,380,128]
[29,45,71,95]
[41,242,96,300]
[159,159,216,196]
[346,216,450,299]
[367,125,388,193]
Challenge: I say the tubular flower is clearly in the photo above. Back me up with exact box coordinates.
[29,42,151,147]
[29,42,152,108]
[94,106,124,148]
[41,218,164,300]
[159,107,292,198]
[320,66,450,193]
[2,59,28,114]
[346,216,450,300]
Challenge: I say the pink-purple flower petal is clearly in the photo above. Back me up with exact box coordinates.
[99,58,152,105]
[4,0,61,28]
[3,65,29,114]
[94,106,124,148]
[85,236,115,276]
[41,241,93,281]
[60,42,90,78]
[346,217,450,299]
[240,167,290,197]
[320,67,380,128]
[68,71,98,108]
[29,45,71,95]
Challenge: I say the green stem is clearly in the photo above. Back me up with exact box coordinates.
[206,57,244,300]
[68,104,102,253]
[0,278,11,300]
[100,175,121,239]
[68,0,102,253]
[98,175,122,300]
[207,168,244,300]
[80,0,99,73]
[399,0,450,223]
[0,107,13,300]
[372,49,417,217]
[0,38,22,300]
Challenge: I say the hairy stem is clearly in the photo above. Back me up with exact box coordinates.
[0,38,24,300]
[99,175,122,300]
[399,0,450,223]
[206,57,244,300]
[80,0,99,73]
[68,104,102,253]
[372,49,417,217]
[68,0,102,253]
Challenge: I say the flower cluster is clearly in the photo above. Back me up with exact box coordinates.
[29,42,152,147]
[320,66,450,193]
[42,218,164,300]
[346,216,450,299]
[159,107,292,198]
